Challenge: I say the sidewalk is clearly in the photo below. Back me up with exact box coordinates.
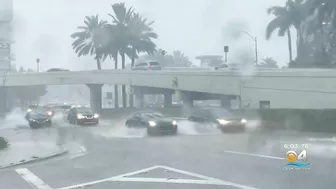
[0,141,66,168]
[0,129,67,168]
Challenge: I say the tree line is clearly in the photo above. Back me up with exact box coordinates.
[266,0,336,68]
[70,2,193,108]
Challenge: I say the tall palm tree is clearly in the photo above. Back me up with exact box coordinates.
[108,3,158,108]
[70,15,108,70]
[108,3,134,108]
[266,0,307,63]
[266,5,293,63]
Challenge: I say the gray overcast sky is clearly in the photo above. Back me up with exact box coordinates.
[12,0,295,70]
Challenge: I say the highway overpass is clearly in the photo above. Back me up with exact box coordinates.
[1,69,336,110]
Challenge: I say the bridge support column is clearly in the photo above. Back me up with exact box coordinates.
[164,92,172,108]
[86,84,103,113]
[177,90,193,109]
[134,91,144,108]
[0,87,6,115]
[220,95,231,109]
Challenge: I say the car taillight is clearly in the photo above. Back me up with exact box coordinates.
[148,66,152,69]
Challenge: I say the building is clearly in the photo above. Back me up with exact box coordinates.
[0,0,13,71]
[0,0,13,114]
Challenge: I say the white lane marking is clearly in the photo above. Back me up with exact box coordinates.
[224,150,284,160]
[58,165,161,189]
[58,165,259,189]
[15,168,53,189]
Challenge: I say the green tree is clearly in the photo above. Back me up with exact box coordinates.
[70,15,108,70]
[259,57,279,68]
[310,0,336,29]
[307,0,336,66]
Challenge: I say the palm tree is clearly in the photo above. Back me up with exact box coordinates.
[259,57,278,68]
[108,3,134,108]
[266,0,308,63]
[171,50,192,67]
[108,3,158,108]
[266,5,293,63]
[70,15,108,70]
[128,13,158,68]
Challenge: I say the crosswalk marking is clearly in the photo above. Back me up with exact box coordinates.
[15,168,53,189]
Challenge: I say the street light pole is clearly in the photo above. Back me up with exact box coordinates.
[239,31,258,66]
[254,36,258,66]
[36,58,40,72]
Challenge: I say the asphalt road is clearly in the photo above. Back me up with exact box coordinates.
[0,119,335,189]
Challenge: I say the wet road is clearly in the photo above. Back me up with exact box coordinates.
[0,118,335,189]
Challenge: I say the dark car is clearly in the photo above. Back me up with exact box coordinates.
[188,108,247,132]
[27,105,53,117]
[67,107,99,125]
[25,108,52,129]
[125,111,178,135]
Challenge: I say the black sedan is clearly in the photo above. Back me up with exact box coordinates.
[188,108,247,132]
[125,112,178,135]
[67,107,99,125]
[25,109,52,129]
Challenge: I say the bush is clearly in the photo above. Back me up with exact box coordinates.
[234,109,336,133]
[0,137,8,150]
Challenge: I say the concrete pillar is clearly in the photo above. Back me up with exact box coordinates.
[220,95,231,109]
[164,93,172,107]
[134,92,144,108]
[177,90,193,108]
[0,87,6,114]
[86,84,103,113]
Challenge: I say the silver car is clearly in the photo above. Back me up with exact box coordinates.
[132,61,162,70]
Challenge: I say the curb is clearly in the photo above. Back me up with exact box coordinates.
[0,150,68,169]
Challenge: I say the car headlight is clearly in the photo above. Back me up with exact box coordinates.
[27,109,32,112]
[148,121,156,127]
[29,118,36,122]
[47,111,52,116]
[241,119,247,123]
[77,114,84,119]
[217,119,229,124]
[94,113,99,118]
[172,120,177,125]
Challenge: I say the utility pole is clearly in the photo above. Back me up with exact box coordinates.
[254,37,258,66]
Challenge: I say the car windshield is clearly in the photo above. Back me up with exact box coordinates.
[77,108,93,114]
[30,110,48,116]
[210,109,234,117]
[149,62,159,66]
[145,113,164,118]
